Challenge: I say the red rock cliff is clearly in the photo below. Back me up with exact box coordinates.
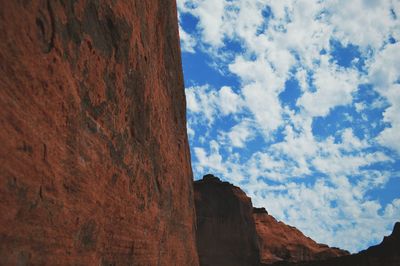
[253,208,348,264]
[194,174,349,266]
[0,0,198,265]
[194,174,261,266]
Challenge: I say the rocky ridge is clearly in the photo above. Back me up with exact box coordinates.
[194,174,399,266]
[194,174,348,266]
[254,207,348,264]
[271,222,400,266]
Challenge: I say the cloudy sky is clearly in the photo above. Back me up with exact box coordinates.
[177,0,400,253]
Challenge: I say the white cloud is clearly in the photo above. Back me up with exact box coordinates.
[367,42,400,154]
[312,151,391,176]
[355,102,366,112]
[296,68,309,92]
[186,84,243,126]
[178,0,229,47]
[325,0,397,51]
[194,140,225,173]
[187,122,195,138]
[219,86,243,115]
[225,120,255,148]
[229,56,287,137]
[180,0,399,253]
[179,25,197,53]
[340,128,368,151]
[229,56,285,89]
[368,43,400,89]
[376,84,400,153]
[297,56,361,117]
[242,82,283,138]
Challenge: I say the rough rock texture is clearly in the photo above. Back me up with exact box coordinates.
[254,208,349,264]
[0,0,198,265]
[194,174,260,266]
[270,222,400,266]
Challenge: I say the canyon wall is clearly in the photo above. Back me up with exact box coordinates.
[0,0,198,265]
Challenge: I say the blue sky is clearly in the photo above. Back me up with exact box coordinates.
[177,0,400,253]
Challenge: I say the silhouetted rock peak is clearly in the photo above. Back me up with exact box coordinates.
[202,173,221,182]
[198,174,237,188]
[253,207,269,214]
[392,222,400,237]
[367,221,400,252]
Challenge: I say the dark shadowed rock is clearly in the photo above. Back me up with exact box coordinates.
[194,174,261,266]
[0,0,198,265]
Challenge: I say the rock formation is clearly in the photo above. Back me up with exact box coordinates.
[271,222,400,266]
[0,0,198,265]
[254,208,349,264]
[194,174,349,266]
[194,174,261,266]
[194,174,399,266]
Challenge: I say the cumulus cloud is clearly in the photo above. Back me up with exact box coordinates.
[367,42,400,154]
[223,120,255,148]
[325,0,397,51]
[179,25,197,53]
[179,0,400,253]
[178,0,230,47]
[297,57,361,117]
[186,84,243,125]
[194,140,225,173]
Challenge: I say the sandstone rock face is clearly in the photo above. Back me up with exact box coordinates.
[270,222,400,266]
[254,208,349,264]
[0,1,198,265]
[194,174,260,266]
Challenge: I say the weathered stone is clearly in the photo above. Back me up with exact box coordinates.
[254,209,348,264]
[0,0,198,265]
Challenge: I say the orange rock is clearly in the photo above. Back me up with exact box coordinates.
[253,208,348,264]
[0,1,198,265]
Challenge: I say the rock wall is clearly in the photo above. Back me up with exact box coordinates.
[0,0,198,265]
[194,174,261,266]
[271,222,400,266]
[254,208,348,264]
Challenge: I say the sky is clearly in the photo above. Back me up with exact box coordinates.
[177,0,400,253]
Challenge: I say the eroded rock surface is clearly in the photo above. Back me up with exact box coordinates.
[0,0,198,265]
[254,208,349,264]
[194,174,261,266]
